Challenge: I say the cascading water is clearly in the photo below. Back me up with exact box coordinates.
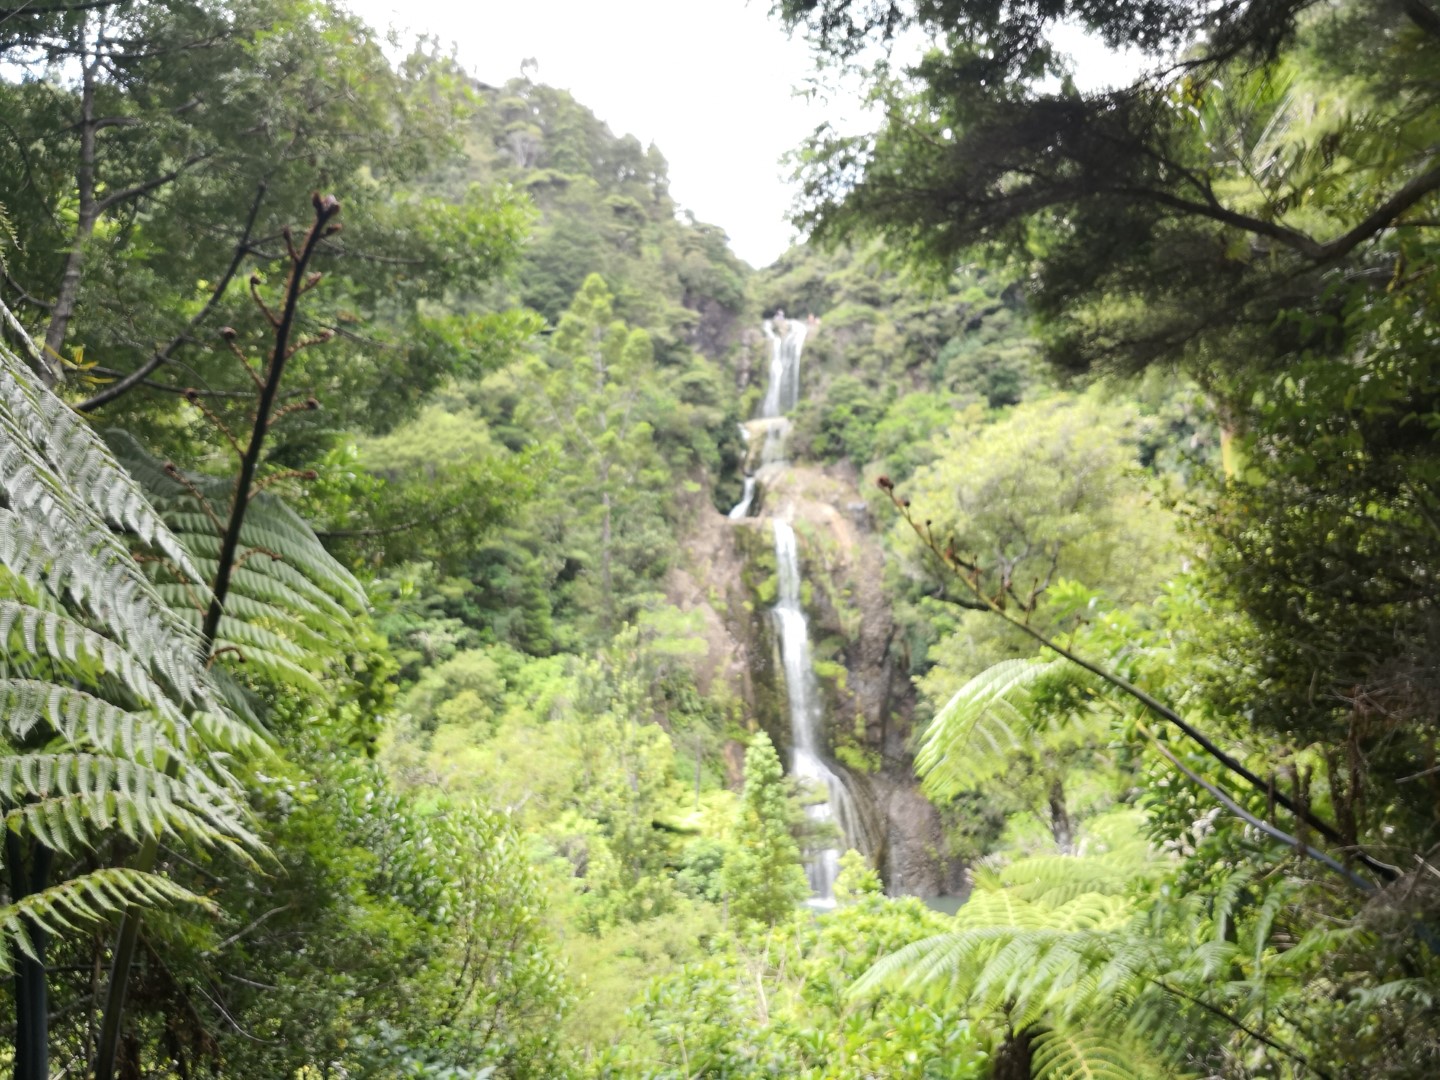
[760,313,807,419]
[752,313,806,471]
[727,476,756,520]
[771,520,859,905]
[728,309,859,904]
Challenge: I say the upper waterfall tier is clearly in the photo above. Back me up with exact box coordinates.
[760,316,807,418]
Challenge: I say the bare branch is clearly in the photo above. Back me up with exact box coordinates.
[77,181,267,412]
[93,149,214,213]
[881,479,1400,886]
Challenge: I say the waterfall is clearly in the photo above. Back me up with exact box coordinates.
[760,315,807,419]
[771,519,859,906]
[727,475,756,520]
[734,310,859,904]
[758,417,790,466]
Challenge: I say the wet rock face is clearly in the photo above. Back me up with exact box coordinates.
[869,775,971,897]
[666,465,968,898]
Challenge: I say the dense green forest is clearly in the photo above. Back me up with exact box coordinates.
[1,0,1437,1077]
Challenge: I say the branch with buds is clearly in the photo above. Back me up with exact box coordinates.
[200,192,340,650]
[876,473,1398,889]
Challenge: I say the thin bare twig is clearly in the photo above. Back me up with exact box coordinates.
[77,182,268,412]
[880,479,1398,887]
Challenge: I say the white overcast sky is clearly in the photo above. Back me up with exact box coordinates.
[344,1,1143,268]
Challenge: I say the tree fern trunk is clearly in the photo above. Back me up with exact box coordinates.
[991,1025,1034,1080]
[7,833,53,1080]
[1048,775,1073,854]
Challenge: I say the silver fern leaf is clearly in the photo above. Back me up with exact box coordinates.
[0,305,264,972]
[105,430,366,691]
[917,657,1097,798]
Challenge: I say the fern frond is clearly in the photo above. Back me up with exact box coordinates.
[1209,864,1259,944]
[988,849,1160,907]
[0,311,265,971]
[954,886,1056,930]
[108,430,365,608]
[1351,978,1437,1011]
[851,927,1022,999]
[0,601,191,728]
[0,753,261,852]
[165,509,365,609]
[103,430,366,695]
[0,869,209,970]
[1032,1025,1159,1080]
[0,679,185,760]
[918,657,1097,798]
[0,369,207,610]
[180,541,353,620]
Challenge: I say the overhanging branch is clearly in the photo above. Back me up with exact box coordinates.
[77,181,266,412]
[882,480,1400,887]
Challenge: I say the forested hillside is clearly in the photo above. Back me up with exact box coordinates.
[1,0,1438,1078]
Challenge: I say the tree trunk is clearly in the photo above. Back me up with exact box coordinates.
[41,33,103,387]
[600,487,614,629]
[7,832,53,1080]
[991,1025,1034,1080]
[1048,774,1073,854]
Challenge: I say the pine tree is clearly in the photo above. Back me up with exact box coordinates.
[723,732,809,926]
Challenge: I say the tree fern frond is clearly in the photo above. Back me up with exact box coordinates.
[1031,1025,1158,1080]
[0,601,190,727]
[1249,883,1287,968]
[1351,978,1437,1011]
[917,657,1091,798]
[208,641,326,695]
[0,318,266,969]
[101,431,367,702]
[164,510,365,609]
[954,887,1054,931]
[179,540,353,620]
[969,932,1062,1023]
[1209,865,1260,944]
[0,869,209,972]
[165,591,334,653]
[0,753,260,850]
[0,679,185,761]
[1269,924,1362,970]
[0,366,206,603]
[195,664,267,743]
[168,610,308,660]
[107,431,366,611]
[1093,932,1163,1002]
[850,928,1011,999]
[1049,893,1135,933]
[0,508,211,713]
[989,849,1160,906]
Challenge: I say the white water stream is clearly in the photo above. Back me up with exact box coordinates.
[725,312,860,905]
[771,520,860,905]
[760,315,807,418]
[727,475,757,520]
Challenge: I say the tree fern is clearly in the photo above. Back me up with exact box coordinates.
[0,308,264,971]
[0,869,210,970]
[917,656,1104,799]
[852,842,1181,1079]
[1030,1027,1166,1080]
[858,839,1364,1078]
[106,430,366,692]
